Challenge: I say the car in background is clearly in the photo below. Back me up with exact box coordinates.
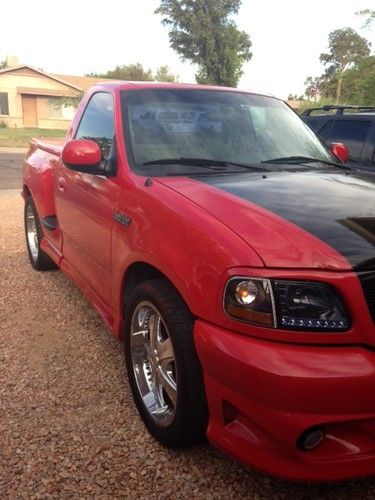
[302,105,375,172]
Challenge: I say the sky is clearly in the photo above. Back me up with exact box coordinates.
[2,0,374,99]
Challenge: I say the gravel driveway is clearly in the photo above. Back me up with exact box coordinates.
[1,189,375,499]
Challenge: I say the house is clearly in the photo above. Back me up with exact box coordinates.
[0,58,109,129]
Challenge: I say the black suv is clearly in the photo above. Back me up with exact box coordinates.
[302,105,375,172]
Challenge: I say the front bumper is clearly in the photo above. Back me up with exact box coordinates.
[194,320,375,481]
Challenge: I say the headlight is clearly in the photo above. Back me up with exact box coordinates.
[272,280,350,330]
[224,278,350,331]
[224,278,276,327]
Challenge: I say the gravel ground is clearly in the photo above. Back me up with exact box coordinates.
[1,189,375,499]
[0,152,24,189]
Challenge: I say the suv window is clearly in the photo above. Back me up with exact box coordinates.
[317,120,333,139]
[76,92,114,160]
[325,120,371,162]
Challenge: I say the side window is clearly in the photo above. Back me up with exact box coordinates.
[75,93,114,160]
[305,119,318,130]
[317,120,333,139]
[325,120,371,162]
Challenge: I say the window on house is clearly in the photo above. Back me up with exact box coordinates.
[49,100,63,118]
[0,93,9,115]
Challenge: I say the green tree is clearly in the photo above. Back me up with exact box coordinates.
[88,63,153,81]
[154,65,178,82]
[155,0,252,87]
[0,60,6,69]
[304,76,322,99]
[339,55,375,105]
[320,28,371,101]
[357,9,375,28]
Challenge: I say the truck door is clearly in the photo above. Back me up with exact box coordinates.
[55,92,119,305]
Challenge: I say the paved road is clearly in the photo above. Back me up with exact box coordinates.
[0,151,25,190]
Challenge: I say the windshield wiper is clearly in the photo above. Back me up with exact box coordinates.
[142,157,266,171]
[262,156,347,168]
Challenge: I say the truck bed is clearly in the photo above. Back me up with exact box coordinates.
[30,138,65,157]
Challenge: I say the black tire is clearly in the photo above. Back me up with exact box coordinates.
[124,279,208,448]
[24,196,57,271]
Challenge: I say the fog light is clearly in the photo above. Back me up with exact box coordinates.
[297,428,325,451]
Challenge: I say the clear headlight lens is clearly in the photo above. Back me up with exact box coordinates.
[224,278,350,331]
[224,278,275,327]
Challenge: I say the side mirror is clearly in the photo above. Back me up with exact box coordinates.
[330,142,349,164]
[62,139,102,171]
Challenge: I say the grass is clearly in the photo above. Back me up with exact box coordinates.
[0,128,67,148]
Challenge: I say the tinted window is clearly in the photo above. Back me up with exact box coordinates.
[121,89,333,176]
[305,119,318,130]
[326,120,371,162]
[76,93,114,159]
[317,120,333,139]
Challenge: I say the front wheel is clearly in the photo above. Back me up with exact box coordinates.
[24,196,56,271]
[124,279,208,448]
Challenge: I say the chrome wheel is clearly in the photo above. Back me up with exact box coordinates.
[25,203,39,262]
[130,301,177,427]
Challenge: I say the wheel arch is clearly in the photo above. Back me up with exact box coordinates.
[120,261,194,332]
[22,184,32,199]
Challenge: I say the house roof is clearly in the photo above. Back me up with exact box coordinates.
[0,64,115,93]
[0,65,83,91]
[51,74,115,91]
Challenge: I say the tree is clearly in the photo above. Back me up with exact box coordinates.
[339,55,375,105]
[88,63,153,81]
[155,0,252,87]
[154,65,178,82]
[0,60,6,70]
[304,76,321,100]
[357,9,375,28]
[320,28,371,101]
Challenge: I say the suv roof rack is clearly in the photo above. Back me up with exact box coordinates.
[302,105,375,116]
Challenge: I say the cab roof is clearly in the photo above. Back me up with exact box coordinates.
[89,81,279,101]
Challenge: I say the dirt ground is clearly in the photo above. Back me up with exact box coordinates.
[1,190,375,499]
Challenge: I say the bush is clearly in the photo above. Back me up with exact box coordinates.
[0,120,7,128]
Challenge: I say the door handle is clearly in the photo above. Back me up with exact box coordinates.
[57,176,67,193]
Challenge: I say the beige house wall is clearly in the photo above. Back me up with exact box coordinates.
[0,74,22,127]
[0,70,78,129]
[36,98,73,130]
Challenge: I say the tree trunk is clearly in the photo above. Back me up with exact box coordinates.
[335,73,343,102]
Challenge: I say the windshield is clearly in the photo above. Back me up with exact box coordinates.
[121,89,335,175]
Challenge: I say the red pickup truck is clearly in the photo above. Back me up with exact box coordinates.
[23,82,375,481]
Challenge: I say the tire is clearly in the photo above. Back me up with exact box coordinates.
[124,279,208,448]
[24,196,57,271]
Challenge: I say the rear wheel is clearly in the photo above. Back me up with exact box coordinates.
[124,279,208,447]
[24,196,56,271]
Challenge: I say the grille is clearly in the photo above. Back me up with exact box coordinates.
[360,272,375,323]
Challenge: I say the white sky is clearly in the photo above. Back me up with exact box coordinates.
[2,0,374,99]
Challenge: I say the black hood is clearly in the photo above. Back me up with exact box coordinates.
[201,168,375,270]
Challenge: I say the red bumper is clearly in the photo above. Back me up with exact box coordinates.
[194,320,375,481]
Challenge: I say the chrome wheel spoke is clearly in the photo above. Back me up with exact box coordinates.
[130,301,177,427]
[159,370,177,406]
[157,338,174,366]
[25,205,39,261]
[148,313,160,353]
